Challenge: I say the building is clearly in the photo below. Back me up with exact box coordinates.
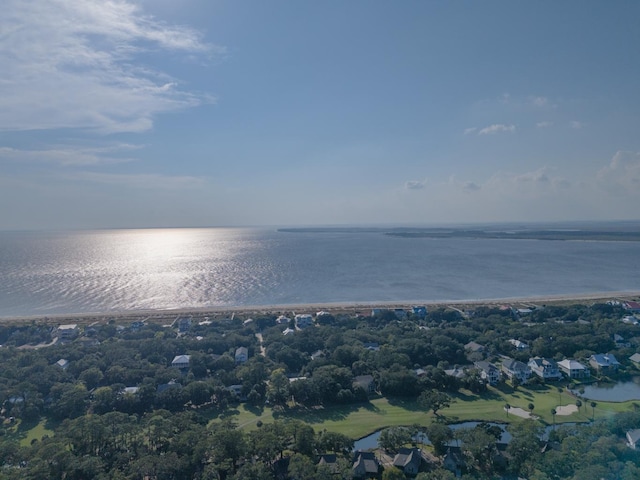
[352,451,380,478]
[589,353,621,374]
[235,346,248,364]
[171,355,191,369]
[474,361,501,385]
[528,357,562,381]
[412,305,428,318]
[629,353,640,365]
[55,324,79,339]
[626,429,640,449]
[55,358,70,370]
[176,317,192,333]
[509,339,529,350]
[465,341,485,353]
[392,448,422,475]
[501,358,531,384]
[625,301,640,313]
[353,375,376,395]
[295,314,313,329]
[317,454,339,474]
[558,359,590,379]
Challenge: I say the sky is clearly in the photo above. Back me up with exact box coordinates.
[1,0,640,230]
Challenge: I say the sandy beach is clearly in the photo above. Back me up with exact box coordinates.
[1,291,638,326]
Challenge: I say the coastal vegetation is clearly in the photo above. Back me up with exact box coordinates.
[1,300,640,478]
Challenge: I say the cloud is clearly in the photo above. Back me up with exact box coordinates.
[570,120,584,129]
[463,127,477,135]
[65,171,206,189]
[0,0,220,134]
[405,180,426,190]
[515,169,550,183]
[0,143,141,166]
[478,124,516,135]
[597,151,640,193]
[462,181,481,192]
[536,121,553,128]
[531,96,549,107]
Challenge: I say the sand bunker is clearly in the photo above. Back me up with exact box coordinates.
[505,406,533,418]
[555,404,578,416]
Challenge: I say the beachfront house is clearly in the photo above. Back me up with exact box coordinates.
[235,346,248,364]
[295,314,313,329]
[625,301,640,314]
[55,324,79,340]
[392,448,422,475]
[474,361,501,385]
[412,305,428,318]
[528,357,562,381]
[171,354,190,369]
[558,359,590,379]
[501,358,531,384]
[589,353,621,374]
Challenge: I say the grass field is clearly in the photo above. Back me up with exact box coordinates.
[225,383,637,439]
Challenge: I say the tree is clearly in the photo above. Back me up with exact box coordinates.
[288,453,317,480]
[576,398,582,413]
[528,403,535,415]
[426,423,453,456]
[590,401,597,421]
[378,427,412,453]
[551,408,556,428]
[505,403,511,417]
[418,389,453,416]
[266,369,290,408]
[382,467,406,480]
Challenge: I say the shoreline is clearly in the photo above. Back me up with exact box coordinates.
[1,290,639,325]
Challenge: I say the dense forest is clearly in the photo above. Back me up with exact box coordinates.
[1,301,639,479]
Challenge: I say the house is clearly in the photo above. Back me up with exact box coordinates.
[474,361,501,385]
[352,451,380,478]
[227,384,243,398]
[465,341,485,353]
[176,317,192,333]
[157,380,181,394]
[589,353,621,373]
[622,315,639,325]
[558,359,590,379]
[371,308,384,317]
[624,301,640,314]
[614,334,631,348]
[55,358,70,370]
[295,314,313,329]
[122,386,139,395]
[171,354,191,369]
[282,327,295,336]
[55,324,79,339]
[318,454,339,474]
[353,375,376,395]
[509,339,529,350]
[445,365,472,380]
[626,429,640,449]
[412,305,428,318]
[235,346,248,364]
[393,447,422,475]
[363,342,380,351]
[393,308,407,319]
[501,358,531,384]
[528,357,562,381]
[443,446,465,476]
[629,353,640,365]
[276,315,290,325]
[310,350,325,361]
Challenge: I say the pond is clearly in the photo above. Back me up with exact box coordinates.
[573,377,640,402]
[352,421,581,450]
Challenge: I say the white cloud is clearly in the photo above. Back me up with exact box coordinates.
[463,127,477,135]
[570,120,584,129]
[65,171,206,189]
[405,180,426,190]
[0,144,141,166]
[0,0,220,133]
[478,124,516,135]
[536,121,553,128]
[597,151,640,193]
[531,96,549,107]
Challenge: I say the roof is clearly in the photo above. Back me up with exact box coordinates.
[465,341,484,352]
[58,324,78,330]
[558,359,587,370]
[171,354,191,364]
[393,448,421,469]
[590,353,620,366]
[627,429,640,444]
[353,451,379,474]
[630,353,640,363]
[502,358,528,371]
[235,346,248,355]
[475,361,499,372]
[354,375,374,386]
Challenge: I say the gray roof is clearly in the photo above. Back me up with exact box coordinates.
[630,353,640,363]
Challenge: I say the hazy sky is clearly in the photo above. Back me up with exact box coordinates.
[2,0,640,230]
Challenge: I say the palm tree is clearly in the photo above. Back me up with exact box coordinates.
[590,401,597,421]
[551,408,557,429]
[576,399,582,413]
[528,402,535,416]
[505,403,511,417]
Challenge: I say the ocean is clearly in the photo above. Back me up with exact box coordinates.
[0,226,639,317]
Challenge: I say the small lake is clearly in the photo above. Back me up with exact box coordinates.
[574,377,640,402]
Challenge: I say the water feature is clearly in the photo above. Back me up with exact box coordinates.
[573,377,640,402]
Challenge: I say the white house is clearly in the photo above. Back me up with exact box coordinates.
[171,355,191,369]
[56,324,79,339]
[55,358,70,370]
[558,359,590,379]
[627,429,640,449]
[474,361,501,385]
[501,358,531,384]
[528,357,562,381]
[235,346,248,364]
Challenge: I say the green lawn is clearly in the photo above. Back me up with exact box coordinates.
[9,418,56,447]
[226,384,637,439]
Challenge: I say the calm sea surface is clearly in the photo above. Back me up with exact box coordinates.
[0,228,639,317]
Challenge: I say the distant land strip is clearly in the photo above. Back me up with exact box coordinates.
[2,291,639,326]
